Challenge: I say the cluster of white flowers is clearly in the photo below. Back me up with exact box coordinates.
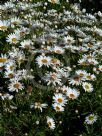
[0,0,101,130]
[85,114,97,125]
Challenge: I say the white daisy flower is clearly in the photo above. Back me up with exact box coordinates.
[83,53,96,60]
[85,73,96,81]
[20,40,34,49]
[0,54,8,63]
[76,70,87,81]
[15,52,25,66]
[45,72,62,86]
[8,80,24,92]
[14,27,30,37]
[85,114,97,125]
[64,35,75,44]
[83,43,96,50]
[8,47,19,58]
[82,82,93,92]
[10,17,22,26]
[8,48,25,64]
[1,93,13,100]
[53,46,65,54]
[78,59,89,66]
[4,2,15,9]
[36,55,51,67]
[53,93,67,106]
[61,85,69,94]
[5,60,16,71]
[0,20,9,31]
[83,53,98,65]
[69,75,82,86]
[66,88,80,99]
[51,58,60,66]
[33,102,48,112]
[21,69,34,80]
[76,69,87,77]
[52,103,64,112]
[86,14,96,20]
[6,33,20,44]
[57,68,69,78]
[47,117,55,130]
[4,70,15,78]
[88,58,99,65]
[12,73,23,81]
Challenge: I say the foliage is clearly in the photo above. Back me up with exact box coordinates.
[0,0,102,136]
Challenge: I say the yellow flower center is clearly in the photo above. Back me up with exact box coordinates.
[0,26,7,30]
[25,45,29,49]
[87,43,93,48]
[41,59,48,63]
[69,93,75,99]
[51,0,56,4]
[63,90,67,93]
[56,106,60,111]
[85,85,90,90]
[0,58,7,63]
[89,116,94,121]
[67,39,72,43]
[58,98,63,103]
[86,76,92,80]
[8,73,14,78]
[51,58,58,64]
[12,38,17,43]
[12,22,18,25]
[87,56,93,59]
[81,62,88,65]
[20,32,25,36]
[48,121,52,127]
[51,74,57,80]
[10,65,14,70]
[13,83,20,89]
[55,50,61,54]
[74,76,80,81]
[79,73,84,77]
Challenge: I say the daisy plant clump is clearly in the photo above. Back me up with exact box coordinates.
[0,0,102,136]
